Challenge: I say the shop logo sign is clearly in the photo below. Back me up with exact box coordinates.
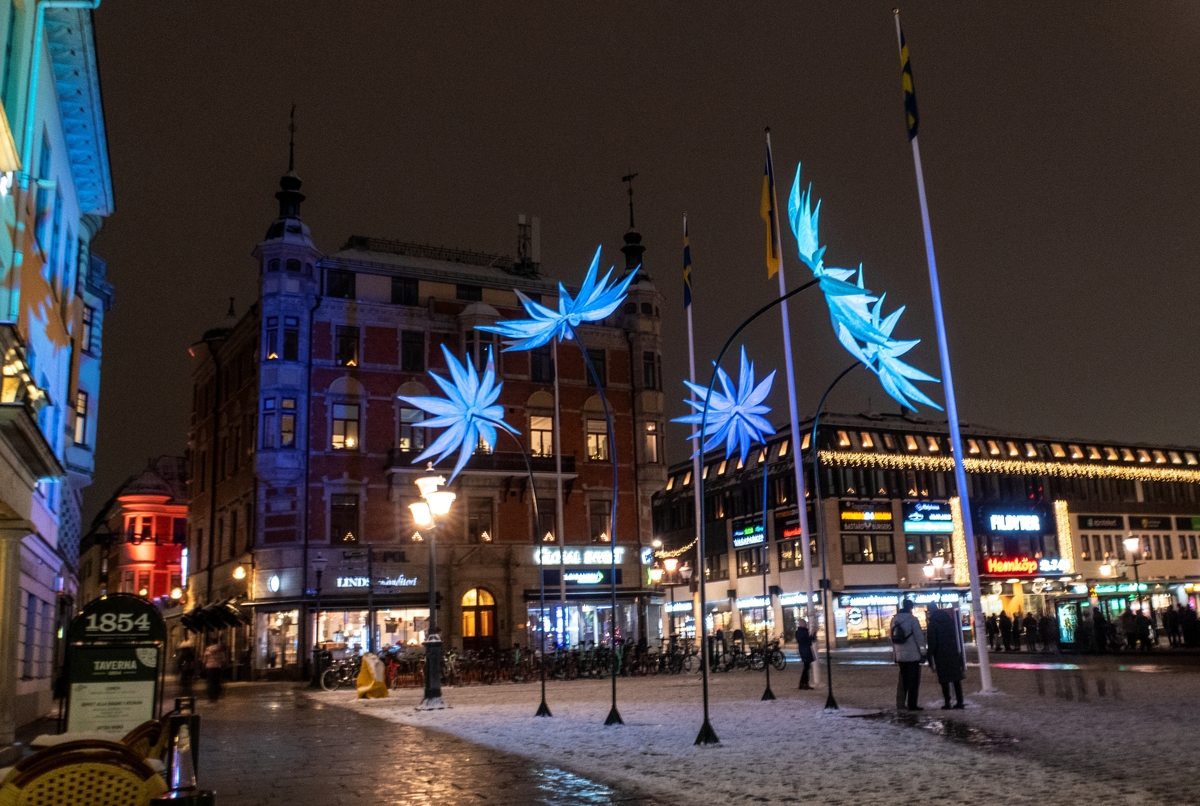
[984,556,1038,575]
[989,514,1041,532]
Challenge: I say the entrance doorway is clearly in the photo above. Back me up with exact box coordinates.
[461,588,497,653]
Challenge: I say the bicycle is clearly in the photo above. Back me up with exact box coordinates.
[320,654,362,691]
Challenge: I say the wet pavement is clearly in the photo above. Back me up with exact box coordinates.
[846,710,1020,749]
[196,683,666,805]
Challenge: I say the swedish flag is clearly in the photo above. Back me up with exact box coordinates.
[683,217,693,309]
[761,140,782,278]
[898,22,919,140]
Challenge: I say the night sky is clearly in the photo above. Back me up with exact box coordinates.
[87,3,1200,519]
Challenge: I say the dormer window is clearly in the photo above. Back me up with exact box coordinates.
[267,259,280,273]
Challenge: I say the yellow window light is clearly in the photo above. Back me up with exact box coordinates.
[1050,444,1066,458]
[1169,451,1183,465]
[1087,446,1102,460]
[968,439,982,455]
[926,436,940,452]
[1121,448,1135,461]
[883,433,897,451]
[1137,449,1151,463]
[860,432,875,449]
[779,439,790,457]
[665,477,675,491]
[1005,441,1020,457]
[837,430,851,447]
[1153,450,1167,464]
[683,471,692,485]
[1025,442,1037,458]
[1187,453,1198,466]
[906,435,919,451]
[987,440,1001,456]
[1105,447,1120,461]
[1069,445,1083,459]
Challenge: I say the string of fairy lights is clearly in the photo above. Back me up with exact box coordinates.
[817,450,1200,484]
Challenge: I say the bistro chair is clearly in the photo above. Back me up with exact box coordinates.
[0,741,167,806]
[120,721,164,760]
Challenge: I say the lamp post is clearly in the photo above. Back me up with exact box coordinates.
[923,554,952,592]
[309,553,327,688]
[648,561,665,642]
[409,468,456,710]
[1123,534,1148,618]
[663,556,679,639]
[678,563,693,643]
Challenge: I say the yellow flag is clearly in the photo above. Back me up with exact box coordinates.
[761,141,781,278]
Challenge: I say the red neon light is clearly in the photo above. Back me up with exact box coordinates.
[984,556,1038,575]
[782,527,803,539]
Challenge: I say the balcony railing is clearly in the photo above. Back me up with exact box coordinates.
[387,448,575,477]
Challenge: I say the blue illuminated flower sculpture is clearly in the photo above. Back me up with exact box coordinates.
[787,165,942,412]
[398,344,518,481]
[477,247,637,351]
[673,346,776,464]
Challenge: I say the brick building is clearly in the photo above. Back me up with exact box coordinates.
[186,165,666,677]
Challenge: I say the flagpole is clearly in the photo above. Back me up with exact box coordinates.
[684,216,704,651]
[766,130,820,685]
[893,10,994,693]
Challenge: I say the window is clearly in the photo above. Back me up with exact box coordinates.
[905,534,950,564]
[860,432,875,449]
[73,391,88,446]
[586,349,606,387]
[538,498,557,543]
[22,593,37,678]
[905,435,919,451]
[401,330,424,372]
[267,258,280,272]
[285,258,300,273]
[173,518,187,545]
[35,135,50,249]
[332,404,360,449]
[841,533,895,564]
[642,351,660,390]
[1164,534,1173,560]
[280,399,296,448]
[330,494,359,544]
[530,415,553,457]
[283,317,299,361]
[265,316,279,360]
[261,399,276,448]
[704,553,729,581]
[589,500,611,543]
[643,422,661,463]
[461,588,495,638]
[586,419,609,461]
[393,277,419,306]
[456,284,482,302]
[467,498,493,543]
[398,408,425,452]
[336,326,359,367]
[736,546,768,575]
[1190,534,1198,560]
[327,270,355,299]
[82,306,97,353]
[530,345,553,383]
[463,329,495,371]
[778,539,811,571]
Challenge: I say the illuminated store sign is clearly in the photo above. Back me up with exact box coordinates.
[982,556,1067,576]
[732,516,765,548]
[541,568,621,586]
[837,591,962,608]
[1129,516,1171,531]
[665,601,694,613]
[736,596,771,610]
[337,576,371,588]
[335,574,420,589]
[534,547,626,566]
[779,592,816,606]
[1093,582,1148,594]
[1078,515,1123,530]
[988,514,1041,532]
[902,502,954,534]
[839,501,893,533]
[1037,558,1069,574]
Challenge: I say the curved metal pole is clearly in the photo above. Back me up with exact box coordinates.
[565,322,623,727]
[811,361,861,711]
[692,277,820,746]
[501,431,552,717]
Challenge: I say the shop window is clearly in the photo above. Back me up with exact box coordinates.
[265,317,279,360]
[401,330,424,372]
[586,349,606,387]
[841,533,895,564]
[283,317,299,361]
[280,399,296,448]
[398,407,425,452]
[336,326,359,367]
[530,415,553,457]
[327,269,355,299]
[392,277,419,306]
[530,345,554,383]
[332,404,360,450]
[330,494,359,544]
[703,553,729,581]
[736,546,768,575]
[586,419,609,461]
[589,500,611,543]
[643,422,661,464]
[467,498,493,544]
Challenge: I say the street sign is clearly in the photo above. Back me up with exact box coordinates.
[67,593,167,645]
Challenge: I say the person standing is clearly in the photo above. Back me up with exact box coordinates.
[177,635,197,697]
[1120,608,1137,651]
[1039,611,1056,653]
[926,603,965,709]
[890,599,927,711]
[203,638,227,703]
[998,611,1013,652]
[795,617,816,690]
[1135,609,1153,652]
[985,614,999,651]
[1022,612,1039,652]
[1093,607,1108,653]
[1163,606,1181,648]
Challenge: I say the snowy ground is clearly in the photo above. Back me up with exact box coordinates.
[315,652,1200,805]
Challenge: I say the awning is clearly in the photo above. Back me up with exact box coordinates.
[181,600,252,632]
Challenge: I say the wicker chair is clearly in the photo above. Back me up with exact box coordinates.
[120,722,164,760]
[0,741,167,806]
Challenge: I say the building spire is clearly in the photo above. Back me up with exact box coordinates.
[275,104,305,220]
[620,171,646,279]
[622,171,637,229]
[288,103,296,172]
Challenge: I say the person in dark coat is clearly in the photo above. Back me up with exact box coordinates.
[985,615,999,651]
[998,611,1013,651]
[795,617,817,690]
[1163,606,1181,648]
[1092,608,1108,653]
[1023,612,1039,652]
[1039,612,1056,653]
[1135,610,1153,651]
[926,602,965,709]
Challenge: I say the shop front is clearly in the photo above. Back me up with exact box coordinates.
[736,595,773,641]
[664,599,695,639]
[778,591,822,644]
[833,590,968,647]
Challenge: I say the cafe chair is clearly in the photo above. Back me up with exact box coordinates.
[0,742,167,806]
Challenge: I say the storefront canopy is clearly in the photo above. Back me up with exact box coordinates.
[181,600,252,633]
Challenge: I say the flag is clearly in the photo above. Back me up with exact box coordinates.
[761,140,782,278]
[898,23,919,140]
[683,216,693,308]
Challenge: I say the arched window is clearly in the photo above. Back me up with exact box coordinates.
[461,588,496,648]
[285,258,301,273]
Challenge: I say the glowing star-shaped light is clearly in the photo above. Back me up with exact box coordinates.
[787,164,942,412]
[477,246,637,351]
[398,344,518,481]
[673,346,777,464]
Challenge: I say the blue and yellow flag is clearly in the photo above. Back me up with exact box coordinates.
[761,139,782,278]
[683,217,693,308]
[898,23,919,140]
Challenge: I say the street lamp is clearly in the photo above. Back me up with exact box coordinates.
[1123,534,1148,617]
[310,553,327,688]
[409,467,456,710]
[923,554,952,591]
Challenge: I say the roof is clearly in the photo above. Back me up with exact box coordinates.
[88,455,188,533]
[44,8,113,216]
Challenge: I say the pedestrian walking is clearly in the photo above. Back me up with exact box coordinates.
[1092,608,1108,653]
[926,603,965,709]
[795,617,816,690]
[985,614,999,651]
[998,611,1013,652]
[1023,612,1039,652]
[204,638,227,702]
[890,599,927,711]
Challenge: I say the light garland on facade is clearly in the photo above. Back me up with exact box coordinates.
[1054,500,1075,575]
[656,538,698,560]
[818,450,1200,483]
[949,497,969,586]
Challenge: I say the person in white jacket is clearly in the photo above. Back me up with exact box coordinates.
[891,599,927,711]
